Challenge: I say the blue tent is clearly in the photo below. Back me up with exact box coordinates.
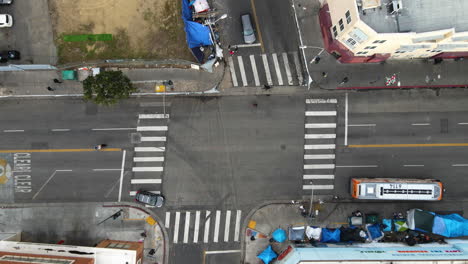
[181,0,212,54]
[433,213,468,238]
[257,245,277,264]
[272,228,287,243]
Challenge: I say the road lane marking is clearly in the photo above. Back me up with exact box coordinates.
[452,164,468,167]
[237,56,248,87]
[250,0,265,53]
[194,211,200,243]
[234,210,241,242]
[345,93,348,146]
[304,144,336,149]
[412,123,430,126]
[349,143,468,148]
[132,167,163,172]
[33,170,72,200]
[282,53,293,85]
[137,126,168,131]
[458,123,468,125]
[138,114,169,119]
[165,212,171,229]
[93,168,120,171]
[348,124,376,127]
[224,210,231,242]
[174,212,180,243]
[129,190,160,196]
[303,174,334,180]
[303,185,334,190]
[205,250,241,255]
[183,212,190,243]
[3,130,24,132]
[92,128,136,131]
[261,54,273,85]
[304,164,335,169]
[306,98,337,104]
[305,123,336,128]
[0,148,121,153]
[403,165,424,167]
[336,165,378,168]
[305,134,336,139]
[213,210,221,243]
[51,129,70,132]
[130,179,162,184]
[250,55,260,86]
[204,211,211,243]
[272,53,283,85]
[134,147,165,152]
[305,111,337,116]
[292,51,303,84]
[228,56,238,87]
[134,157,164,162]
[304,154,335,159]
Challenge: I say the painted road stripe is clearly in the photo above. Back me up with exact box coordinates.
[305,134,336,139]
[303,185,334,190]
[458,123,468,125]
[139,114,169,119]
[238,56,248,87]
[292,51,303,84]
[134,157,164,162]
[130,190,160,196]
[141,136,166,142]
[305,144,336,150]
[165,212,170,229]
[93,169,120,171]
[213,210,221,243]
[412,123,430,126]
[0,148,121,153]
[348,124,376,127]
[118,150,126,202]
[234,210,241,242]
[403,165,424,167]
[205,250,241,255]
[194,211,200,243]
[92,128,136,131]
[305,123,336,128]
[306,111,337,116]
[335,165,378,168]
[51,129,70,132]
[134,147,165,152]
[174,212,180,243]
[183,212,190,243]
[3,130,24,132]
[137,126,168,131]
[303,174,334,180]
[282,52,293,85]
[344,93,348,146]
[272,53,283,85]
[304,164,335,169]
[228,56,238,87]
[452,164,468,167]
[132,167,163,172]
[250,55,260,86]
[304,154,335,160]
[224,210,231,242]
[306,98,337,104]
[204,211,211,243]
[349,143,468,148]
[262,54,273,85]
[131,179,162,184]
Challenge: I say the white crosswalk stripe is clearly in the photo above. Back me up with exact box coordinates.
[282,52,293,85]
[250,55,260,86]
[272,53,283,85]
[305,134,336,139]
[292,51,303,85]
[262,54,273,86]
[165,210,243,244]
[137,126,168,131]
[238,56,248,87]
[228,56,238,87]
[141,136,166,142]
[134,157,164,162]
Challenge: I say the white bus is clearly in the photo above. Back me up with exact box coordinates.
[351,178,443,201]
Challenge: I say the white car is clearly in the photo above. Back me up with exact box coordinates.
[0,14,12,27]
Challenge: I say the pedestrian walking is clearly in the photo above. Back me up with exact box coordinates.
[53,78,62,84]
[340,77,349,85]
[47,86,55,91]
[322,72,328,78]
[263,84,272,90]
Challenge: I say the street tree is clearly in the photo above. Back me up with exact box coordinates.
[83,70,137,105]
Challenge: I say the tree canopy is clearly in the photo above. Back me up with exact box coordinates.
[83,70,137,105]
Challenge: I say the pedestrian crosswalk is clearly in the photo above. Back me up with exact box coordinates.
[303,98,338,193]
[130,102,171,198]
[228,52,303,87]
[165,210,242,244]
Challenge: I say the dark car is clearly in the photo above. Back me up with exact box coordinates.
[135,191,165,207]
[2,50,20,60]
[0,0,12,5]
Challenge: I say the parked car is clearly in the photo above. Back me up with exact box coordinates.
[241,14,256,44]
[0,0,12,4]
[135,190,165,207]
[0,14,12,27]
[1,50,20,60]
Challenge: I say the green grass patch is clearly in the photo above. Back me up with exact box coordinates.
[63,34,113,42]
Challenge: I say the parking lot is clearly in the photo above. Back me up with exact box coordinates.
[0,0,56,65]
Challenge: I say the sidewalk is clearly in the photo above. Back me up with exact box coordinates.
[242,199,468,263]
[0,202,167,264]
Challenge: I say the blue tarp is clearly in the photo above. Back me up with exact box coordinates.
[366,224,384,241]
[257,245,277,264]
[321,228,341,243]
[433,213,468,238]
[272,228,287,243]
[181,0,212,50]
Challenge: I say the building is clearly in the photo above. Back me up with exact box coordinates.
[320,0,468,63]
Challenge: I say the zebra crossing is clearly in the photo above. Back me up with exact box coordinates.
[228,52,303,87]
[130,102,171,199]
[165,210,242,244]
[303,98,338,193]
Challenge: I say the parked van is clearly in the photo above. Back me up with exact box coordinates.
[0,14,12,28]
[241,14,256,44]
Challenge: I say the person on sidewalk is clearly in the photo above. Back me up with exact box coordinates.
[47,87,55,91]
[53,78,62,84]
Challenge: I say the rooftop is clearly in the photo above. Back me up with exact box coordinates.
[358,0,468,33]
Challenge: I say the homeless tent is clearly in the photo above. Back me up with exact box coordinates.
[257,245,277,264]
[432,213,468,237]
[407,208,435,233]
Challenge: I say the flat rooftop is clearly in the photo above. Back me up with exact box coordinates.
[359,0,468,33]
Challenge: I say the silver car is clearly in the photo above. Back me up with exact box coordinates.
[241,14,256,44]
[135,190,165,207]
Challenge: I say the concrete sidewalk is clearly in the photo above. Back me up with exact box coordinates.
[0,202,168,264]
[242,199,468,263]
